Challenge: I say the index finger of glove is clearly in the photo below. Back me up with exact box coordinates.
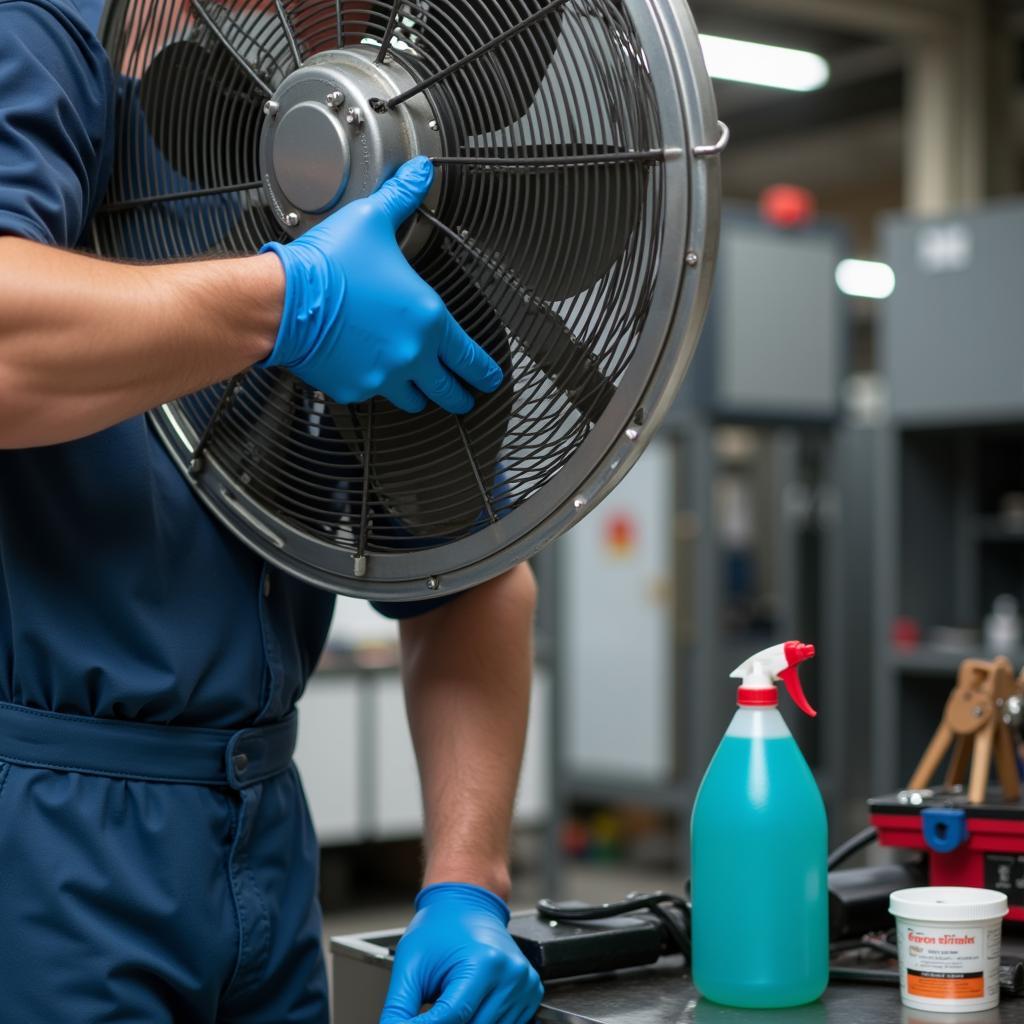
[438,316,503,394]
[380,947,436,1024]
[397,969,496,1024]
[371,156,434,230]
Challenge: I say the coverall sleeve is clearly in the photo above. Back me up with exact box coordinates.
[369,596,455,620]
[0,0,114,246]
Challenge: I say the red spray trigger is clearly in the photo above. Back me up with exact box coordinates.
[780,641,817,717]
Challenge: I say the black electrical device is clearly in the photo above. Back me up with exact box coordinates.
[827,862,925,942]
[509,910,678,981]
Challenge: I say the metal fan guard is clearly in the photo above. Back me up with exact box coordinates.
[136,0,722,601]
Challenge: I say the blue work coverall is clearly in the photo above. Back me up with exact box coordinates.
[0,1,438,1018]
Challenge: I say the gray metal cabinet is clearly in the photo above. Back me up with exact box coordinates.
[871,199,1024,792]
[881,201,1024,424]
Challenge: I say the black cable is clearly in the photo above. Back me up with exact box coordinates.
[828,826,878,870]
[537,891,692,962]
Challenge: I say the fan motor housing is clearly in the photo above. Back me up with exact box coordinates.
[259,47,441,248]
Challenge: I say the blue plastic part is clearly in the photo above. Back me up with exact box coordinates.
[921,807,969,853]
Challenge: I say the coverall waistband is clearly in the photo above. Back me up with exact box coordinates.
[0,702,297,788]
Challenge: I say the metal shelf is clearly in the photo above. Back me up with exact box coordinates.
[891,645,1024,675]
[566,778,692,812]
[973,517,1024,544]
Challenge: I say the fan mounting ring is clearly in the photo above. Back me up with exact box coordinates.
[259,47,441,245]
[93,0,723,601]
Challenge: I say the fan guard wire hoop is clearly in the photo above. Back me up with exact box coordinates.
[93,0,721,600]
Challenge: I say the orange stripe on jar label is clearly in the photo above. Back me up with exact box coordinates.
[907,970,985,1000]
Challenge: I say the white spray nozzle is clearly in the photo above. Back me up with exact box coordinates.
[731,641,817,717]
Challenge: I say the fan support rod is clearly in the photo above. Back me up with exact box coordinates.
[455,420,498,525]
[374,0,406,64]
[189,0,274,97]
[273,0,303,67]
[188,372,248,474]
[98,180,264,215]
[431,149,671,168]
[354,399,374,575]
[379,0,570,110]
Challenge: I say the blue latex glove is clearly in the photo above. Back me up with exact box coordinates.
[381,883,544,1024]
[261,157,503,414]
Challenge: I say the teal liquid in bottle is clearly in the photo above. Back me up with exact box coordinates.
[690,642,829,1009]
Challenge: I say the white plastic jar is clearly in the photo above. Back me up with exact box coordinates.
[890,887,1009,1013]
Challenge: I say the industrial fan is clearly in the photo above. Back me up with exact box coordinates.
[91,0,726,599]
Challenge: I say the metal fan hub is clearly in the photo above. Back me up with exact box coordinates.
[271,101,352,214]
[259,48,441,244]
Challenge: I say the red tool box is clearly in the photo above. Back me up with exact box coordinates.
[870,791,1024,921]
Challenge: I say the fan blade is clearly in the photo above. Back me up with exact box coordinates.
[139,38,263,188]
[507,300,617,426]
[328,298,514,540]
[448,144,648,301]
[469,0,563,132]
[457,261,616,424]
[408,0,562,138]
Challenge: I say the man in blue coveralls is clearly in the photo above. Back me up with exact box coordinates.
[0,0,546,1021]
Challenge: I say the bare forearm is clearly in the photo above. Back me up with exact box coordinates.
[400,564,538,901]
[0,237,283,447]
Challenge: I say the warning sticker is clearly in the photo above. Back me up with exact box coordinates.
[907,970,985,1000]
[985,853,1024,907]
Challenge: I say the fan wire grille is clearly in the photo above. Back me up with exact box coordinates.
[93,0,667,564]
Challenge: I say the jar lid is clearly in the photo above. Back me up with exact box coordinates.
[890,887,1009,923]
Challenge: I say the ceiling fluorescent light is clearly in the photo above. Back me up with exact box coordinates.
[835,259,896,300]
[699,34,830,92]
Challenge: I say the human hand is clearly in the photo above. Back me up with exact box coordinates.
[380,883,543,1024]
[261,157,502,414]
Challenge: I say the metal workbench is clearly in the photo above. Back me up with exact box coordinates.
[331,927,1022,1024]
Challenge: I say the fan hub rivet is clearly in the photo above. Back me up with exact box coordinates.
[345,107,365,128]
[625,427,639,441]
[573,496,587,510]
[263,100,279,118]
[426,576,440,590]
[685,251,699,267]
[326,91,345,109]
[428,119,439,131]
[284,212,300,227]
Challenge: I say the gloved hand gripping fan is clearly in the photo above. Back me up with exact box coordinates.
[91,0,726,600]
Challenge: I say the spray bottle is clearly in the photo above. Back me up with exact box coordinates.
[690,641,828,1008]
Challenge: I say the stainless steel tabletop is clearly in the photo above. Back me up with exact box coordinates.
[331,932,1022,1024]
[538,955,1013,1024]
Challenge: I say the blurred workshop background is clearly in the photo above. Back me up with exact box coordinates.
[308,0,1024,937]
